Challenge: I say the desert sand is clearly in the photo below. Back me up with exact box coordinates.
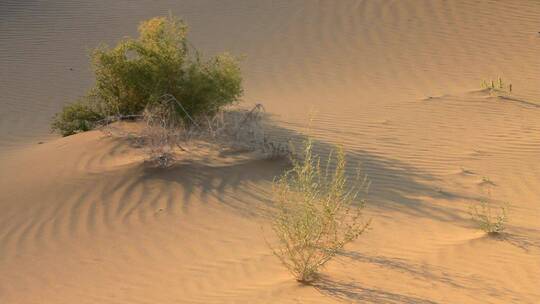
[1,1,539,303]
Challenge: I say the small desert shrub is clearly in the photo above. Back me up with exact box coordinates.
[53,14,242,136]
[481,77,512,96]
[270,139,370,283]
[470,200,508,234]
[51,99,104,136]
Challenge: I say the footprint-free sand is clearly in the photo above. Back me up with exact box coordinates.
[1,1,539,303]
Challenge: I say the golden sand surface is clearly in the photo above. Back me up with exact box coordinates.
[1,1,539,303]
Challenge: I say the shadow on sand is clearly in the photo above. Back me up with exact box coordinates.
[313,275,439,304]
[137,113,475,223]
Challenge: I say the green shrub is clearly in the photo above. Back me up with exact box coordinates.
[51,100,104,136]
[270,139,370,283]
[470,200,508,235]
[53,14,242,136]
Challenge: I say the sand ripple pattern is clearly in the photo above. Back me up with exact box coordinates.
[1,0,540,303]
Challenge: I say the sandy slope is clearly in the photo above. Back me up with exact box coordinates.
[1,0,540,303]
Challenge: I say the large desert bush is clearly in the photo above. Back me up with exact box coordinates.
[270,139,370,283]
[52,14,242,136]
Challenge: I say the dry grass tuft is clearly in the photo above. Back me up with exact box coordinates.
[270,138,370,283]
[481,77,512,96]
[470,200,508,235]
[101,95,289,168]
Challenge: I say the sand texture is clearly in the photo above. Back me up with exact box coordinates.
[1,1,540,303]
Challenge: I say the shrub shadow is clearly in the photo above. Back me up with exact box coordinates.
[337,251,466,289]
[137,113,476,223]
[313,275,440,304]
[140,156,289,215]
[491,230,540,252]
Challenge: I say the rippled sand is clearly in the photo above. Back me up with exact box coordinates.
[1,1,539,303]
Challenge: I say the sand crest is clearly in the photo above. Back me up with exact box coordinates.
[1,1,540,303]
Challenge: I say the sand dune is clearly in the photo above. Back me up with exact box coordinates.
[1,0,540,303]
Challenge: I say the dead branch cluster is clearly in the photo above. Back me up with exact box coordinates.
[100,95,289,167]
